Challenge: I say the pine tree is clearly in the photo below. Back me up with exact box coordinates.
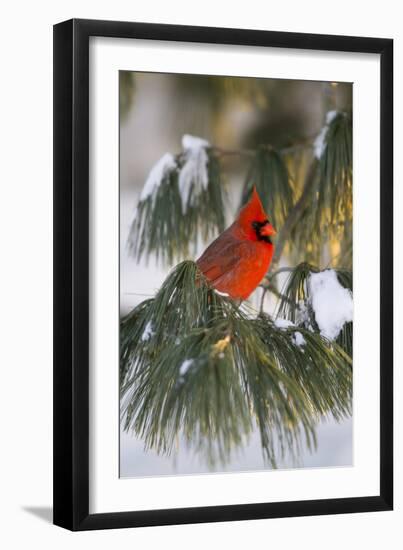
[121,87,353,468]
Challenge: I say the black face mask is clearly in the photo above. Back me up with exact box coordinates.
[252,220,273,243]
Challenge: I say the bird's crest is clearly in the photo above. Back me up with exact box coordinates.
[238,186,268,229]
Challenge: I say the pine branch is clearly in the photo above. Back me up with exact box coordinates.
[276,262,353,358]
[268,111,352,271]
[270,159,319,271]
[127,147,225,264]
[240,146,294,230]
[212,139,312,159]
[314,112,352,231]
[121,261,352,468]
[259,280,294,314]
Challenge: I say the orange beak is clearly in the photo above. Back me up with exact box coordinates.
[260,223,277,237]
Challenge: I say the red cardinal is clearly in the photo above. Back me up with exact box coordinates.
[196,187,276,300]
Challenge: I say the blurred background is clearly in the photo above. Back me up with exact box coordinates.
[119,71,352,478]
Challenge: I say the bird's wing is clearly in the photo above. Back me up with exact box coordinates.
[196,233,249,283]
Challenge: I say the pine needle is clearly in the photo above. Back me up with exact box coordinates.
[277,262,353,358]
[240,146,294,229]
[121,261,352,467]
[127,151,225,265]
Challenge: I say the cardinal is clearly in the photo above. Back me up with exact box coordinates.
[196,187,276,300]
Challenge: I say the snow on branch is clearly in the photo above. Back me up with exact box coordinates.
[140,153,177,202]
[178,134,210,213]
[128,135,225,264]
[313,110,338,159]
[138,134,211,210]
[308,269,353,341]
[276,263,353,355]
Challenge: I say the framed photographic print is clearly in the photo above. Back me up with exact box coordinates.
[53,19,393,530]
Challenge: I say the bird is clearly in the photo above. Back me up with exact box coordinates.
[196,187,276,300]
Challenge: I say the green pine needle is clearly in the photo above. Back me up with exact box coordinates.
[287,112,352,267]
[121,261,352,467]
[276,262,353,358]
[240,146,294,229]
[317,112,352,229]
[127,151,225,265]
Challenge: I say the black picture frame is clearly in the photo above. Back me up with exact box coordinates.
[53,18,393,531]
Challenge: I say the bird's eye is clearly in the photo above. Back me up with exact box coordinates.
[252,220,269,230]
